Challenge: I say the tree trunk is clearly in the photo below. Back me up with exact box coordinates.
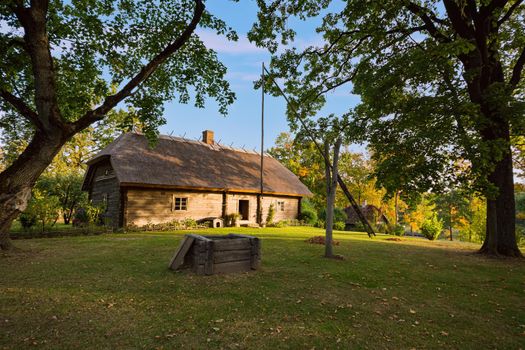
[479,151,521,256]
[324,138,342,258]
[0,131,68,250]
[449,204,453,241]
[479,123,521,257]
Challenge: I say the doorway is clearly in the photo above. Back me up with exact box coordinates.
[238,200,249,220]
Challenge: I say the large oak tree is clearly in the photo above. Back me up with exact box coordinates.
[0,0,235,250]
[250,0,525,256]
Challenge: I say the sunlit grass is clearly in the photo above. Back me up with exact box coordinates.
[1,227,524,349]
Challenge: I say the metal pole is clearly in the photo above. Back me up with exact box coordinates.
[259,62,265,226]
[263,66,376,237]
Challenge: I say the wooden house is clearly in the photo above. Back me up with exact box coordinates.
[344,203,390,230]
[81,131,311,228]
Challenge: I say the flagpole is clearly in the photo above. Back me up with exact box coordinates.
[259,62,265,226]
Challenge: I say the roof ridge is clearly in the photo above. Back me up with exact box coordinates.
[156,132,273,157]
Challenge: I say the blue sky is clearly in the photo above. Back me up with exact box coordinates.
[161,0,361,151]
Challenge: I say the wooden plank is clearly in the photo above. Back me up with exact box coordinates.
[250,237,261,270]
[227,233,256,239]
[214,249,251,263]
[168,236,195,270]
[213,260,252,274]
[213,238,251,251]
[204,240,214,275]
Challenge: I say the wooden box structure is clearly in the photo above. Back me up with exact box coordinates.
[169,234,261,275]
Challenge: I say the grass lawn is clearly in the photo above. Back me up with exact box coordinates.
[1,227,524,349]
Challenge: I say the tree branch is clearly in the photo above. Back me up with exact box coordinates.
[0,88,42,129]
[442,0,476,39]
[498,0,523,26]
[71,0,205,133]
[405,2,451,42]
[510,46,525,86]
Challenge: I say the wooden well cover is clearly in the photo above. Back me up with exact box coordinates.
[169,234,261,275]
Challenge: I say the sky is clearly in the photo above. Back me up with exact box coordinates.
[161,0,361,151]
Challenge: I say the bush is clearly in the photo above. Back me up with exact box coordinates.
[19,212,37,230]
[389,224,405,236]
[319,207,347,223]
[300,208,317,225]
[333,221,346,231]
[224,213,240,227]
[420,214,443,241]
[266,204,275,225]
[314,219,325,228]
[73,207,89,227]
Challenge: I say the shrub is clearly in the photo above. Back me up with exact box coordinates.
[73,207,89,227]
[333,221,346,231]
[19,212,37,230]
[319,207,347,223]
[300,208,317,225]
[420,214,443,241]
[389,224,405,236]
[314,219,325,228]
[266,204,275,225]
[224,213,240,227]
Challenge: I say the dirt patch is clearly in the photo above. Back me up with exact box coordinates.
[385,238,403,242]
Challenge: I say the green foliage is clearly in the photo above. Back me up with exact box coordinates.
[127,218,206,232]
[24,189,61,233]
[86,202,107,226]
[314,219,325,229]
[389,224,405,237]
[333,221,345,231]
[319,207,347,224]
[420,214,444,241]
[300,199,318,224]
[300,209,317,225]
[266,204,276,225]
[19,212,37,230]
[0,1,236,136]
[224,213,240,227]
[37,173,88,224]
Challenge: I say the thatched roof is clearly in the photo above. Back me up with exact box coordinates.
[82,132,311,197]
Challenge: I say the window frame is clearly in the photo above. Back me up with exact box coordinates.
[172,195,188,211]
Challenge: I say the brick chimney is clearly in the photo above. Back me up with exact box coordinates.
[202,130,214,145]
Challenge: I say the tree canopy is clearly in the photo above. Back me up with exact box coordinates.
[0,0,237,250]
[250,0,524,256]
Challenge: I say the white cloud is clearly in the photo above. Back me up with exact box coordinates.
[197,29,265,54]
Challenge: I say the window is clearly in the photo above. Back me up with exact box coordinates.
[277,201,285,211]
[172,195,188,211]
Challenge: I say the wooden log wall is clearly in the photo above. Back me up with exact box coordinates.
[125,189,301,227]
[89,160,120,227]
[126,190,223,226]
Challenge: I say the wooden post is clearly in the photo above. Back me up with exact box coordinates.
[250,237,261,270]
[204,240,214,275]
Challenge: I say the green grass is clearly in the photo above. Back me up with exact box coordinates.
[1,227,524,349]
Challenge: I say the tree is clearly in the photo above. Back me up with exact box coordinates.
[38,173,86,225]
[324,137,342,258]
[0,0,236,250]
[24,188,61,233]
[250,0,525,256]
[433,190,471,241]
[268,132,326,209]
